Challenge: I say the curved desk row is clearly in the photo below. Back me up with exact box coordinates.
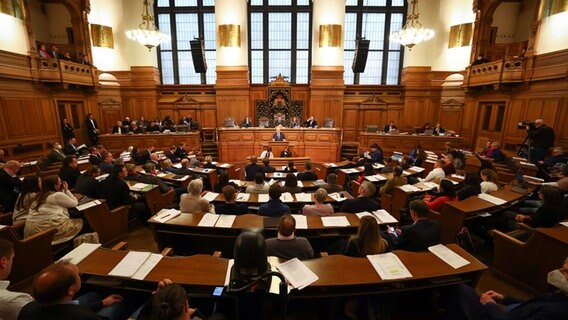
[99,132,201,153]
[358,132,462,155]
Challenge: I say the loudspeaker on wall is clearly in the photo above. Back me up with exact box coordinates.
[190,39,207,73]
[352,39,370,73]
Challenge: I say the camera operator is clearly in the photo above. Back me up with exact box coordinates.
[526,119,555,162]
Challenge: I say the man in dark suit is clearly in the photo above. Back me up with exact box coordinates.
[258,185,291,217]
[111,120,127,134]
[272,127,286,141]
[175,158,194,176]
[262,158,276,173]
[432,123,446,135]
[280,146,292,157]
[88,146,103,166]
[74,166,101,199]
[85,113,99,146]
[58,156,81,188]
[63,137,80,156]
[175,143,188,159]
[244,156,263,181]
[99,164,135,210]
[215,185,249,215]
[390,200,441,251]
[445,258,568,320]
[18,261,126,320]
[339,181,379,213]
[165,146,180,163]
[297,162,318,181]
[132,163,171,194]
[304,115,318,128]
[46,142,65,164]
[0,160,21,213]
[383,121,398,133]
[241,117,253,128]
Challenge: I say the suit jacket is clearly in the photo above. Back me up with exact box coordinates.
[175,167,194,176]
[175,146,188,159]
[280,150,292,157]
[0,169,21,212]
[272,132,286,141]
[339,197,380,213]
[304,119,318,128]
[85,118,98,137]
[111,125,127,134]
[99,177,133,209]
[433,127,445,135]
[258,199,291,217]
[61,124,75,141]
[297,171,318,181]
[165,151,180,163]
[384,124,398,132]
[244,163,263,181]
[136,174,170,194]
[18,300,104,320]
[63,142,79,156]
[131,127,143,134]
[59,166,81,188]
[74,175,100,199]
[215,203,249,215]
[393,219,441,251]
[482,292,568,320]
[47,149,65,163]
[89,154,103,166]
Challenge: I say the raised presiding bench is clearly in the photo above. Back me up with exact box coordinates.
[358,132,461,155]
[77,244,487,299]
[99,132,200,153]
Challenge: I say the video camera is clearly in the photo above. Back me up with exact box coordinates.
[517,121,535,130]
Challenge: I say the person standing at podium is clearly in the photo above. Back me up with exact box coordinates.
[272,127,286,142]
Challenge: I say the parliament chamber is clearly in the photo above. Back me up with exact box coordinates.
[1,0,568,319]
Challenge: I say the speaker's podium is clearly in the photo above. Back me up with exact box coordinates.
[266,141,291,157]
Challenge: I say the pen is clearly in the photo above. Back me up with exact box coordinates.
[160,213,171,220]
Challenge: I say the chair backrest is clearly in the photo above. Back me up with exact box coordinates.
[323,118,334,128]
[366,125,378,133]
[224,118,235,127]
[259,117,269,128]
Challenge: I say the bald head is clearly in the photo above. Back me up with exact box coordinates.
[33,261,80,305]
[3,160,20,173]
[278,214,296,237]
[250,156,258,164]
[181,158,190,168]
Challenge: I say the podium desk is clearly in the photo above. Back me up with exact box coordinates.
[78,244,486,298]
[99,132,200,153]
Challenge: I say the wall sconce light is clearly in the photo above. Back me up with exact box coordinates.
[219,24,241,47]
[319,24,342,48]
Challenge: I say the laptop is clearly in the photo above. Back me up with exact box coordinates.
[423,129,434,136]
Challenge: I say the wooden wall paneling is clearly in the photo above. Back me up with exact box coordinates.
[342,106,360,142]
[201,108,217,128]
[459,99,479,147]
[438,109,463,135]
[101,109,121,133]
[3,99,30,138]
[503,99,526,140]
[39,99,57,135]
[0,99,5,141]
[556,97,568,145]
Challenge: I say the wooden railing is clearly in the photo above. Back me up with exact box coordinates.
[465,57,525,87]
[37,58,98,87]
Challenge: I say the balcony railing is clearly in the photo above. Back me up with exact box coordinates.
[464,57,525,88]
[37,58,98,87]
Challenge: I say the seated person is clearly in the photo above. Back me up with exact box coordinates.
[484,141,506,162]
[245,172,269,194]
[304,115,318,128]
[241,116,253,128]
[0,239,34,319]
[111,121,127,134]
[479,140,492,156]
[175,158,194,176]
[379,166,407,195]
[129,121,143,134]
[379,157,395,174]
[321,173,344,193]
[432,123,445,135]
[272,127,286,141]
[409,144,427,167]
[297,162,318,181]
[442,154,457,175]
[215,185,249,215]
[383,121,398,133]
[180,179,214,213]
[388,200,441,251]
[274,116,286,128]
[258,185,291,217]
[259,146,274,159]
[356,163,375,184]
[265,214,314,260]
[302,188,334,216]
[135,163,172,194]
[444,258,568,320]
[24,175,83,245]
[146,121,161,132]
[261,158,276,173]
[363,143,384,164]
[424,179,455,212]
[455,172,481,200]
[280,146,292,157]
[137,282,205,320]
[58,156,80,188]
[540,147,568,170]
[13,175,41,224]
[281,173,302,194]
[99,165,138,210]
[284,160,298,173]
[289,116,300,128]
[165,146,180,164]
[339,181,379,213]
[161,158,177,173]
[18,261,126,320]
[46,142,65,164]
[213,171,239,193]
[98,151,114,174]
[420,160,446,183]
[244,156,263,181]
[500,185,565,230]
[88,147,103,166]
[345,215,389,257]
[63,138,82,156]
[74,166,101,200]
[480,168,499,193]
[175,142,189,159]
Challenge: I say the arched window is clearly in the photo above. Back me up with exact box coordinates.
[344,0,406,85]
[155,0,216,84]
[248,0,312,84]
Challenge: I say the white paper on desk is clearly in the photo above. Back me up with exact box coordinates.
[423,182,439,190]
[425,159,437,164]
[268,257,292,294]
[372,163,385,169]
[0,225,6,230]
[95,173,109,181]
[129,183,149,191]
[157,172,167,177]
[78,159,89,165]
[410,166,425,172]
[202,192,219,202]
[403,170,413,176]
[59,243,101,265]
[276,258,318,290]
[295,193,312,202]
[366,174,387,182]
[219,163,231,168]
[356,211,375,220]
[198,213,220,227]
[428,244,470,269]
[291,214,308,229]
[451,174,465,180]
[76,200,101,211]
[177,175,190,181]
[373,209,398,224]
[224,259,234,286]
[322,216,350,227]
[215,215,236,228]
[559,222,568,228]
[478,193,507,205]
[108,251,152,278]
[173,163,182,169]
[280,192,294,203]
[235,193,250,202]
[132,253,163,280]
[513,156,526,161]
[524,176,544,182]
[520,161,536,167]
[154,209,181,223]
[258,194,270,203]
[296,180,303,187]
[367,252,412,280]
[399,184,421,192]
[230,179,241,185]
[329,193,347,202]
[449,180,459,185]
[268,179,277,185]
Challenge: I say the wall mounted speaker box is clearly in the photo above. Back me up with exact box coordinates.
[352,39,370,73]
[190,39,207,73]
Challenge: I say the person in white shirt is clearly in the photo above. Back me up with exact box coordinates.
[0,239,33,320]
[420,160,446,183]
[480,168,499,193]
[245,172,270,194]
[302,188,334,216]
[259,146,274,159]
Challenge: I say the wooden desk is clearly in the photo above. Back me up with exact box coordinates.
[78,244,487,298]
[209,190,353,204]
[358,133,462,155]
[218,128,341,162]
[99,132,201,153]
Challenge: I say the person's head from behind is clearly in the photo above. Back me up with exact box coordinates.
[262,158,270,167]
[278,214,296,237]
[539,185,563,205]
[151,284,190,320]
[162,158,173,169]
[356,216,386,255]
[287,160,295,169]
[393,165,403,177]
[188,179,203,196]
[21,175,41,194]
[143,162,157,175]
[112,164,127,179]
[268,184,282,200]
[223,185,237,203]
[0,240,15,280]
[480,169,498,183]
[218,171,229,186]
[62,156,78,168]
[439,179,455,197]
[358,181,376,198]
[409,199,429,221]
[254,172,265,185]
[32,261,81,305]
[284,173,297,187]
[463,171,481,186]
[314,188,327,204]
[305,162,313,172]
[327,173,338,185]
[250,156,257,164]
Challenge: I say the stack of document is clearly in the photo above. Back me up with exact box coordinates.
[451,174,465,180]
[129,183,151,191]
[367,253,412,280]
[478,193,507,205]
[398,184,421,192]
[428,244,470,269]
[520,161,536,167]
[291,214,308,229]
[410,166,425,172]
[294,193,312,202]
[365,174,386,182]
[95,173,109,181]
[560,222,568,228]
[177,175,190,181]
[197,213,236,228]
[59,243,101,264]
[402,170,413,176]
[202,192,219,202]
[321,216,350,227]
[173,163,182,169]
[276,258,319,290]
[372,163,385,169]
[258,194,270,203]
[154,209,181,223]
[235,193,250,202]
[341,168,360,174]
[356,210,398,224]
[76,200,102,211]
[328,193,346,202]
[229,179,242,185]
[219,163,231,168]
[108,251,163,280]
[296,181,303,187]
[280,192,294,203]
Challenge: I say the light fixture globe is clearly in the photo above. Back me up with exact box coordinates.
[126,0,170,51]
[390,0,435,50]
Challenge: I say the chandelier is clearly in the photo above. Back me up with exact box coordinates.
[389,0,435,50]
[126,0,170,51]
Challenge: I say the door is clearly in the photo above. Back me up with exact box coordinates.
[57,101,87,145]
[476,102,507,150]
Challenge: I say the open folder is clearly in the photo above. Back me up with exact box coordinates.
[108,251,163,280]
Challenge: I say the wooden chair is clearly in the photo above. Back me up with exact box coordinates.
[208,170,219,192]
[0,224,56,290]
[154,188,175,214]
[82,201,130,247]
[428,206,466,245]
[337,170,347,192]
[0,212,13,225]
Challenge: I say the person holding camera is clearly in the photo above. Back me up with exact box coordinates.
[527,119,555,161]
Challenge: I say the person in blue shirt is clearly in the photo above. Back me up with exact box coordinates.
[258,185,291,217]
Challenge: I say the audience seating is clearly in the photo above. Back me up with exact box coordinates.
[82,201,130,247]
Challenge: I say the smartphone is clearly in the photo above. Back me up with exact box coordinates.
[388,226,398,238]
[339,193,345,198]
[213,286,224,296]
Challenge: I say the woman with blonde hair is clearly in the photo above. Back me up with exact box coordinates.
[480,168,499,193]
[344,216,389,257]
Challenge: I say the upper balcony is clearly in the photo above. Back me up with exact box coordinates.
[37,58,98,87]
[464,57,526,89]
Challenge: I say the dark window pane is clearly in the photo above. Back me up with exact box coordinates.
[495,105,506,132]
[482,106,493,131]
